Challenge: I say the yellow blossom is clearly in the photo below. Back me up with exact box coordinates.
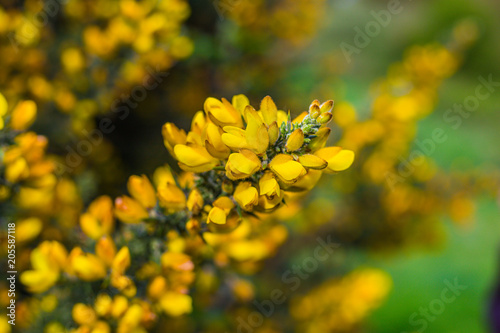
[127,174,157,209]
[225,149,261,180]
[114,196,149,223]
[234,182,259,211]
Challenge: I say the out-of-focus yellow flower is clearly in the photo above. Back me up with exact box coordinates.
[127,174,156,209]
[114,196,149,223]
[315,147,355,173]
[16,217,43,243]
[20,241,68,293]
[187,189,204,214]
[157,183,186,211]
[10,100,37,131]
[112,247,131,276]
[96,236,117,267]
[159,292,192,317]
[72,303,97,326]
[80,196,115,239]
[68,247,107,281]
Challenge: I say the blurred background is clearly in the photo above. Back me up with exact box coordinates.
[1,0,500,332]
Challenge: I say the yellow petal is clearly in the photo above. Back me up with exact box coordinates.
[205,123,230,159]
[298,154,328,170]
[96,236,116,267]
[258,172,280,197]
[269,154,306,183]
[225,149,261,180]
[174,144,218,172]
[260,96,277,126]
[208,207,226,224]
[157,184,186,211]
[308,127,331,151]
[268,121,279,145]
[205,97,243,128]
[233,182,259,211]
[232,94,250,115]
[315,147,355,172]
[221,126,248,151]
[114,196,149,224]
[112,247,131,275]
[0,93,7,116]
[127,175,156,208]
[286,128,304,152]
[244,105,269,154]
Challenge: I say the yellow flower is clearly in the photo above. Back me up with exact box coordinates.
[297,154,328,170]
[286,128,305,152]
[161,252,194,271]
[114,196,149,223]
[204,97,243,128]
[173,144,219,172]
[207,196,235,225]
[159,292,192,317]
[80,196,115,240]
[234,182,259,211]
[162,122,187,157]
[69,248,107,281]
[157,183,186,211]
[258,171,281,198]
[16,217,43,243]
[205,123,231,159]
[269,154,307,184]
[95,294,113,317]
[112,247,131,276]
[20,241,67,293]
[96,236,117,267]
[243,106,269,154]
[187,189,204,214]
[314,147,355,172]
[10,100,37,130]
[72,303,97,326]
[225,149,261,180]
[127,174,156,209]
[259,95,278,127]
[5,157,29,183]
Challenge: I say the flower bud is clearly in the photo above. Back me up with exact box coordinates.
[317,112,333,125]
[320,100,334,114]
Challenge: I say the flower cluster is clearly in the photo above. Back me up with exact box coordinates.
[114,95,354,232]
